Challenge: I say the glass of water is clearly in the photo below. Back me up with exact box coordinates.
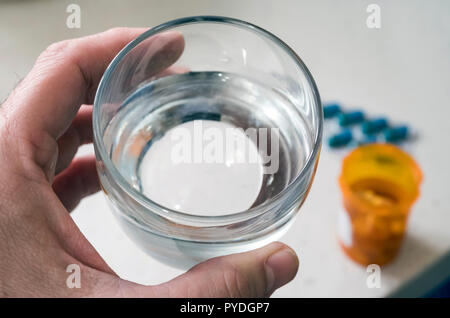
[93,16,322,269]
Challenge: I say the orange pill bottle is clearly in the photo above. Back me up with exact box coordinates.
[338,144,423,266]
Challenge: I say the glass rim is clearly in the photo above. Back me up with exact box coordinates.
[93,15,323,224]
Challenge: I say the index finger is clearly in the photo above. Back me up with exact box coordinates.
[3,28,185,139]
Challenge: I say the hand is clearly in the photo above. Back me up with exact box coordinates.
[0,28,299,297]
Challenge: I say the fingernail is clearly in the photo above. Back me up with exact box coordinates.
[264,247,299,296]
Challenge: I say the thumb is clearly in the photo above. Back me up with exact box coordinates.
[152,242,299,297]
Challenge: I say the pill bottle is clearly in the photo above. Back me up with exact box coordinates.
[338,143,422,266]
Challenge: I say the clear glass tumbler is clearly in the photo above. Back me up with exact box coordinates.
[93,16,323,269]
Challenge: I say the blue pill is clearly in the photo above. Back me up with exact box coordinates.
[362,118,388,135]
[338,111,365,126]
[323,103,341,119]
[328,130,353,148]
[384,126,409,143]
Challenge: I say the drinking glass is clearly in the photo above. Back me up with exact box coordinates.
[93,16,323,269]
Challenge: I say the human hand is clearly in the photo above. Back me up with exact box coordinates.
[0,28,299,297]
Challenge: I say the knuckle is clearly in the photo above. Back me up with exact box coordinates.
[41,40,73,60]
[104,27,128,37]
[37,39,81,70]
[0,115,21,154]
[1,119,57,183]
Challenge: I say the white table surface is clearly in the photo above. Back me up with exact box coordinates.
[1,0,449,297]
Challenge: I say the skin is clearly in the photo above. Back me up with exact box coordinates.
[0,28,299,297]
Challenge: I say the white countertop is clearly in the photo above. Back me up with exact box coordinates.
[1,0,449,297]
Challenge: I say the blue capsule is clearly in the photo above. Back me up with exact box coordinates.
[328,130,353,148]
[323,103,342,119]
[384,126,409,143]
[338,111,365,126]
[362,118,388,135]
